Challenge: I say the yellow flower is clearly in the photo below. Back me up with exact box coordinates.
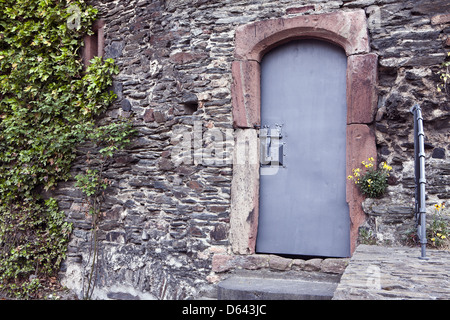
[431,238,436,242]
[382,162,392,171]
[347,175,354,180]
[352,168,360,177]
[435,203,445,210]
[437,233,442,237]
[442,236,447,239]
[368,157,374,162]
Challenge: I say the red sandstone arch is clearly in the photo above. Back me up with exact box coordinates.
[230,9,378,255]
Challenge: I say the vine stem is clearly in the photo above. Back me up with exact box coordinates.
[85,215,98,300]
[83,155,107,300]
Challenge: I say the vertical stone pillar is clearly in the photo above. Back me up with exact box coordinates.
[347,53,378,125]
[346,53,379,254]
[230,129,260,254]
[231,61,261,129]
[346,124,377,254]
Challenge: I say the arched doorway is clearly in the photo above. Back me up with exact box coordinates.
[230,10,378,256]
[256,39,350,257]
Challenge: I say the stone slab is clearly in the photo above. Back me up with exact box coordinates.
[231,61,261,128]
[347,53,378,124]
[431,13,450,25]
[333,245,450,300]
[229,129,260,254]
[218,274,338,300]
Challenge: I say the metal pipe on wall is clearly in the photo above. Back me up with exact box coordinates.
[410,104,428,260]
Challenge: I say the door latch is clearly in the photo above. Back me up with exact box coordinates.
[260,125,283,166]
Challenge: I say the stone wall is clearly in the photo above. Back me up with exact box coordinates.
[56,0,449,299]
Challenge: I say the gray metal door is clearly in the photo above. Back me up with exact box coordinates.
[256,39,350,258]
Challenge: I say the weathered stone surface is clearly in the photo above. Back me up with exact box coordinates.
[412,0,450,15]
[211,253,348,275]
[347,53,378,124]
[237,255,269,270]
[231,61,260,128]
[304,259,323,272]
[169,51,208,64]
[212,254,235,273]
[346,124,377,254]
[235,9,370,61]
[218,273,339,300]
[333,245,450,300]
[269,255,293,271]
[322,258,350,274]
[286,5,315,15]
[143,108,154,122]
[432,148,446,159]
[229,129,259,254]
[431,13,450,25]
[56,0,449,300]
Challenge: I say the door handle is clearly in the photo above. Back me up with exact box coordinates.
[266,134,271,160]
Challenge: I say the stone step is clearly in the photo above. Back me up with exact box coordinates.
[217,271,340,300]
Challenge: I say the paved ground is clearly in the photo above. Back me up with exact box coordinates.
[333,244,450,300]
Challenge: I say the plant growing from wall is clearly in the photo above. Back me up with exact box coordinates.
[75,117,135,300]
[358,227,377,245]
[0,0,121,298]
[348,157,392,198]
[437,52,450,95]
[403,203,449,249]
[428,203,449,248]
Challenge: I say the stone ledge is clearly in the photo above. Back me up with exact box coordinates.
[218,275,338,300]
[212,254,349,275]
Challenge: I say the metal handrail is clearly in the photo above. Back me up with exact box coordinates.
[410,104,428,260]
